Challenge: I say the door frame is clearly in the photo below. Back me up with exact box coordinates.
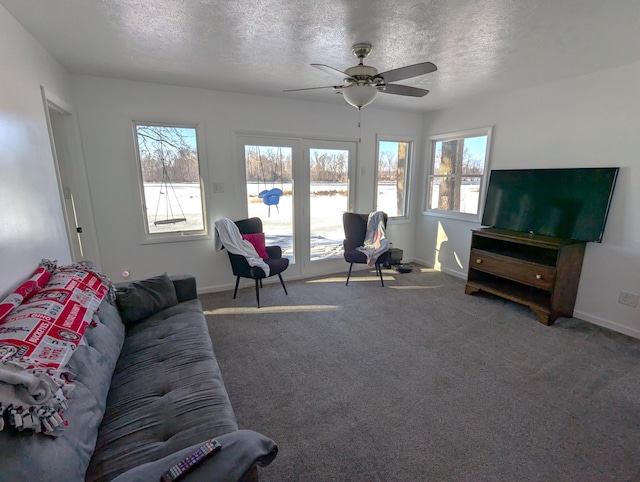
[42,87,102,267]
[235,133,358,281]
[236,134,303,281]
[302,138,357,279]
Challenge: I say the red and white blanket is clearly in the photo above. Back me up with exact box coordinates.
[0,260,112,435]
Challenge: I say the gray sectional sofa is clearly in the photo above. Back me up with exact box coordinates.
[0,272,277,481]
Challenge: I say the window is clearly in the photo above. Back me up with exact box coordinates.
[133,123,207,237]
[426,127,492,217]
[376,138,412,218]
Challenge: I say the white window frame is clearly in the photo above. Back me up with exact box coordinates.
[424,126,493,221]
[375,135,414,220]
[133,121,211,243]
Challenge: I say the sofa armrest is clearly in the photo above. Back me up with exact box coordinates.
[110,429,278,482]
[170,274,198,302]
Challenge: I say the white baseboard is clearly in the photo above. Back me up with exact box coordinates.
[439,266,467,280]
[573,310,640,339]
[409,257,467,280]
[198,282,235,294]
[409,257,431,268]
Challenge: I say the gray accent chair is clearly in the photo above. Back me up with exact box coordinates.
[224,217,289,308]
[343,212,390,286]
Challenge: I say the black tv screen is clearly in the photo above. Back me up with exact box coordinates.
[481,167,619,242]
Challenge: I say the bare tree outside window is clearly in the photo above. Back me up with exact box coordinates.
[427,129,491,216]
[134,123,207,235]
[376,140,411,217]
[245,145,292,189]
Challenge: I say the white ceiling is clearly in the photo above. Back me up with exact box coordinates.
[3,0,640,113]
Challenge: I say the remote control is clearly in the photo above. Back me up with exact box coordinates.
[160,439,222,482]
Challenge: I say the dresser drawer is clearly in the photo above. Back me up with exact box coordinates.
[469,249,556,291]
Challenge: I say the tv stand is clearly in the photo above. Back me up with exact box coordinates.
[465,228,586,325]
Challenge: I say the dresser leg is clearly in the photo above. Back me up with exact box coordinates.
[531,308,555,326]
[465,284,480,295]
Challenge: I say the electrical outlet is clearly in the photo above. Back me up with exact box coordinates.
[212,182,224,193]
[618,291,639,308]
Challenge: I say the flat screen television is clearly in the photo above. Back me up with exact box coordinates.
[481,167,619,242]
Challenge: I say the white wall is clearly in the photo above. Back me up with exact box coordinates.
[71,75,424,291]
[416,61,640,337]
[0,6,74,296]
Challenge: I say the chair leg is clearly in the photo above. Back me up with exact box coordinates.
[233,276,241,299]
[255,279,260,308]
[346,263,353,286]
[377,262,385,287]
[259,279,263,288]
[278,273,288,295]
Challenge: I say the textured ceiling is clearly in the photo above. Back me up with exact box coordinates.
[3,0,640,112]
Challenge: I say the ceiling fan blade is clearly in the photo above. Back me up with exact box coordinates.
[283,85,343,93]
[378,61,437,83]
[311,64,352,79]
[382,83,430,97]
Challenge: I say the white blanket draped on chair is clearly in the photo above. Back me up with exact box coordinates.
[214,218,270,276]
[356,211,389,266]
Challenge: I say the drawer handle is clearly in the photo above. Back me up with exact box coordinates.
[536,274,543,280]
[476,258,483,264]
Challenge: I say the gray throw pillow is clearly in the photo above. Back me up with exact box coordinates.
[115,273,178,324]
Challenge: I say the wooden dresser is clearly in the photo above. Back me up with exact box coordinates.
[465,228,586,325]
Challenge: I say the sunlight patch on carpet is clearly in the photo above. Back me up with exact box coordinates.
[304,276,396,283]
[388,285,445,290]
[334,275,397,282]
[418,267,438,273]
[305,277,351,283]
[204,305,341,315]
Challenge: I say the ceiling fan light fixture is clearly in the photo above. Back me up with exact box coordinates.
[286,43,437,109]
[342,84,378,109]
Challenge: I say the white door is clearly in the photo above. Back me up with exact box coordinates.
[47,106,84,261]
[302,139,356,278]
[239,136,356,280]
[43,88,101,267]
[240,137,301,279]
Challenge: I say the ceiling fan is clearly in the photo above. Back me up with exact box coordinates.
[284,43,437,109]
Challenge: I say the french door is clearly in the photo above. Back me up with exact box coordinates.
[238,135,356,280]
[303,139,356,277]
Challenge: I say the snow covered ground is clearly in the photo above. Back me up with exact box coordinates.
[143,181,480,260]
[247,182,348,261]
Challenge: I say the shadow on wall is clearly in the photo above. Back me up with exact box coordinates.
[435,220,465,275]
[436,240,464,273]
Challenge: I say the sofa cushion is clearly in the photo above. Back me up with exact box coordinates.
[86,298,238,482]
[115,273,178,324]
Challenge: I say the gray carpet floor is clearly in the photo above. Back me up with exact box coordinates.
[199,264,640,481]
